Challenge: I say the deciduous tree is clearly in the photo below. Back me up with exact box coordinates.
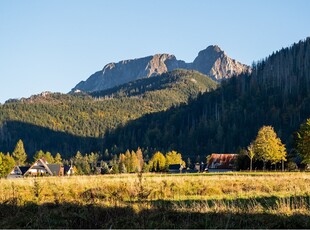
[149,151,166,172]
[253,126,286,170]
[0,152,15,177]
[246,143,255,171]
[136,147,144,172]
[165,150,185,168]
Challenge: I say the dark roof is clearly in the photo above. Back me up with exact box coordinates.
[64,165,72,174]
[19,166,30,175]
[47,164,62,175]
[169,164,182,170]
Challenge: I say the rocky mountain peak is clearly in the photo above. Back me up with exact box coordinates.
[71,45,250,92]
[204,45,223,54]
[193,45,250,80]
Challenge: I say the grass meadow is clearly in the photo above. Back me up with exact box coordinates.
[0,172,310,228]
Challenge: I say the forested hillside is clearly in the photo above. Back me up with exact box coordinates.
[1,38,309,160]
[0,70,217,158]
[103,38,310,158]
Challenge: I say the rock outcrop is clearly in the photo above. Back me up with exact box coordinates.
[192,45,249,81]
[72,45,250,92]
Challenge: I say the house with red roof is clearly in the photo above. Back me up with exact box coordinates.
[206,153,237,172]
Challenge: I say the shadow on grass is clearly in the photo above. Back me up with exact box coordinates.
[1,197,310,229]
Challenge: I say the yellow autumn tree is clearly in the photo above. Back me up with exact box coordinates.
[136,147,144,172]
[165,150,186,168]
[149,151,166,172]
[253,126,286,170]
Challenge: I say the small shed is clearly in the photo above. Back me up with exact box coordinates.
[168,164,185,173]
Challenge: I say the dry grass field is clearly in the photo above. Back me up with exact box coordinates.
[0,172,310,228]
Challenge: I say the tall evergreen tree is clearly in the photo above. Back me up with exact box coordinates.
[33,150,45,162]
[12,139,27,166]
[44,151,54,163]
[296,118,310,164]
[54,153,62,164]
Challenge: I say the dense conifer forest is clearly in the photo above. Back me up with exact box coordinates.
[0,70,217,158]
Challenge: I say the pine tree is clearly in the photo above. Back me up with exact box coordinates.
[44,152,54,164]
[12,139,27,166]
[54,153,62,164]
[88,152,99,170]
[33,150,45,162]
[296,118,310,164]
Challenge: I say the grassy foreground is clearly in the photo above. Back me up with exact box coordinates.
[0,172,310,228]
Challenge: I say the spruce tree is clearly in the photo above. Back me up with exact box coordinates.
[54,153,62,164]
[33,150,45,162]
[296,118,310,164]
[12,139,27,166]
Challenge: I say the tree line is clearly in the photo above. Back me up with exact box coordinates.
[1,119,310,177]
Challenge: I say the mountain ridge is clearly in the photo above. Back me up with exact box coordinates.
[71,45,250,93]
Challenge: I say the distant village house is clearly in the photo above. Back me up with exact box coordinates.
[206,153,237,172]
[8,158,74,178]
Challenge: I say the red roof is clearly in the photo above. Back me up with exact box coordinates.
[207,154,237,169]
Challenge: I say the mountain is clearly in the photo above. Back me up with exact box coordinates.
[0,70,217,157]
[102,38,310,157]
[192,45,249,80]
[71,45,249,93]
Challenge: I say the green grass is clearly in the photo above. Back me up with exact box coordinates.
[0,172,310,228]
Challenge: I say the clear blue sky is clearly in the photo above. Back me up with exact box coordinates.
[0,0,309,103]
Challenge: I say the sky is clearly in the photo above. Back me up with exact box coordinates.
[0,0,309,103]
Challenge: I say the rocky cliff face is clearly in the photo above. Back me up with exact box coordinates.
[72,46,250,92]
[192,45,250,81]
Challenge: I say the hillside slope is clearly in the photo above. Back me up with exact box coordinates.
[0,70,217,157]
